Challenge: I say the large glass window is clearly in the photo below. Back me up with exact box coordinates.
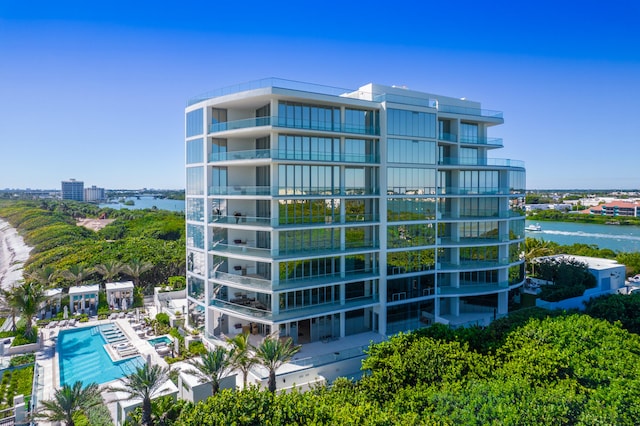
[210,138,227,162]
[509,170,526,193]
[187,251,205,275]
[187,276,205,303]
[186,167,204,195]
[387,198,437,221]
[388,224,436,248]
[278,164,339,195]
[387,249,435,275]
[387,109,436,138]
[459,170,499,194]
[210,167,227,194]
[278,101,339,131]
[186,198,204,221]
[278,135,339,161]
[345,108,379,134]
[460,122,478,143]
[187,224,204,249]
[459,221,500,239]
[186,109,203,137]
[459,147,478,165]
[345,138,377,162]
[186,138,204,164]
[459,198,499,218]
[278,199,339,225]
[387,139,436,164]
[279,229,340,255]
[387,168,436,195]
[279,257,340,281]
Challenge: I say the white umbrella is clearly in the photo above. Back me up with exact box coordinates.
[122,297,127,311]
[63,305,68,320]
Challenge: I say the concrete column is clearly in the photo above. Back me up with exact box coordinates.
[498,292,508,315]
[340,312,345,338]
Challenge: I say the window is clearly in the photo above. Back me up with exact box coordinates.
[186,138,204,164]
[387,139,435,164]
[387,109,436,138]
[186,109,203,137]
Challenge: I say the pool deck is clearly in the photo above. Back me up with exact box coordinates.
[35,315,168,422]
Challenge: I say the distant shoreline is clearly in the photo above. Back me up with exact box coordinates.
[0,218,32,290]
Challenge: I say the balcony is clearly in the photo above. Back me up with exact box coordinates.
[276,187,379,197]
[274,295,380,322]
[209,149,379,164]
[459,137,503,147]
[439,210,525,220]
[438,259,513,271]
[210,298,272,320]
[437,283,508,296]
[438,132,457,142]
[209,213,379,228]
[208,186,271,196]
[437,104,503,119]
[438,158,524,168]
[209,116,379,136]
[277,269,379,291]
[212,271,272,291]
[210,214,271,226]
[208,241,379,260]
[209,242,273,257]
[438,235,511,246]
[440,187,511,196]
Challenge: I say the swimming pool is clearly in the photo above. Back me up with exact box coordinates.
[148,336,172,346]
[58,325,144,386]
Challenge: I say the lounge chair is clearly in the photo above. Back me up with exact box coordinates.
[59,320,68,327]
[118,312,126,319]
[48,321,59,328]
[108,313,117,320]
[68,319,77,327]
[118,348,139,357]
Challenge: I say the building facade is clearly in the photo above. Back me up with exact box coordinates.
[185,78,526,345]
[84,185,106,202]
[61,179,84,201]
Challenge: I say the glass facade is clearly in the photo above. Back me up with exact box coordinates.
[186,79,525,348]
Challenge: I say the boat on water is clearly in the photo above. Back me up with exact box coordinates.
[525,223,542,232]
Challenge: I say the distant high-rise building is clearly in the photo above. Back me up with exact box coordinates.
[185,78,526,346]
[84,185,105,202]
[61,179,84,201]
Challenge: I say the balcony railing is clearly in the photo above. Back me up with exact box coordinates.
[208,186,380,197]
[438,158,525,168]
[438,259,512,271]
[209,116,379,136]
[439,210,525,220]
[440,187,511,195]
[459,136,503,146]
[210,299,272,319]
[438,235,511,246]
[209,242,273,257]
[437,104,503,119]
[208,186,271,196]
[438,132,457,142]
[277,269,379,291]
[209,149,379,163]
[209,214,379,227]
[213,271,272,291]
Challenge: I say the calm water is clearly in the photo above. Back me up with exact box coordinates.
[58,324,144,386]
[99,196,184,212]
[525,220,640,253]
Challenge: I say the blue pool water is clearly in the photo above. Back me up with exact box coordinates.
[58,325,144,386]
[148,336,172,346]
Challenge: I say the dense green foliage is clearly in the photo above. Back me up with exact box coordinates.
[0,200,185,290]
[172,313,640,425]
[0,365,33,412]
[584,293,640,334]
[533,257,596,302]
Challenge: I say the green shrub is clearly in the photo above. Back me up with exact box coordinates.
[188,340,206,355]
[9,354,35,367]
[156,313,170,326]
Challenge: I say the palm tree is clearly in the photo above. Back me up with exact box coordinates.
[227,332,256,389]
[253,333,301,392]
[107,363,169,426]
[525,237,556,275]
[61,264,94,287]
[36,381,102,426]
[184,346,231,395]
[3,280,46,339]
[95,260,125,284]
[26,265,58,287]
[124,259,153,290]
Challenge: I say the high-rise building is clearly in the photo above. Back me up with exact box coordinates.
[61,179,84,201]
[185,78,526,345]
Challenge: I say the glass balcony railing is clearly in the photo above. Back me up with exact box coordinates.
[208,116,379,136]
[438,158,525,168]
[437,104,503,119]
[212,271,272,291]
[209,242,273,257]
[437,283,508,295]
[438,235,511,245]
[209,214,379,227]
[209,149,379,164]
[274,295,379,322]
[439,210,525,220]
[440,187,511,195]
[210,299,272,319]
[438,259,512,271]
[277,187,379,197]
[459,137,503,146]
[277,269,379,291]
[208,186,271,196]
[210,215,272,226]
[438,132,457,142]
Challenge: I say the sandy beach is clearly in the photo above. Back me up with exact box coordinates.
[0,218,32,290]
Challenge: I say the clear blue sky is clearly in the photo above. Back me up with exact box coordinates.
[1,0,639,190]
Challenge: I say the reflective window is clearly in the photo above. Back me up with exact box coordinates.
[387,168,436,195]
[459,147,478,165]
[278,135,339,161]
[187,276,205,302]
[387,198,437,221]
[387,139,436,164]
[345,108,379,134]
[186,224,204,249]
[460,122,478,143]
[388,224,436,248]
[279,229,341,255]
[278,164,339,195]
[186,167,204,195]
[279,256,340,281]
[459,198,499,217]
[509,170,526,193]
[186,198,204,221]
[387,249,435,275]
[387,109,436,138]
[210,138,227,162]
[186,109,203,137]
[187,251,205,275]
[278,101,339,131]
[279,199,339,225]
[186,138,204,164]
[459,170,499,194]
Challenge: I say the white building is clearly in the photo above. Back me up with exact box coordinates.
[84,185,106,202]
[184,78,526,348]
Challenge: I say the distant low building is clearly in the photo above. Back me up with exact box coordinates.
[525,203,572,212]
[589,201,640,217]
[84,185,106,202]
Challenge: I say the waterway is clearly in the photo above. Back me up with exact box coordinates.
[99,196,184,212]
[525,220,640,253]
